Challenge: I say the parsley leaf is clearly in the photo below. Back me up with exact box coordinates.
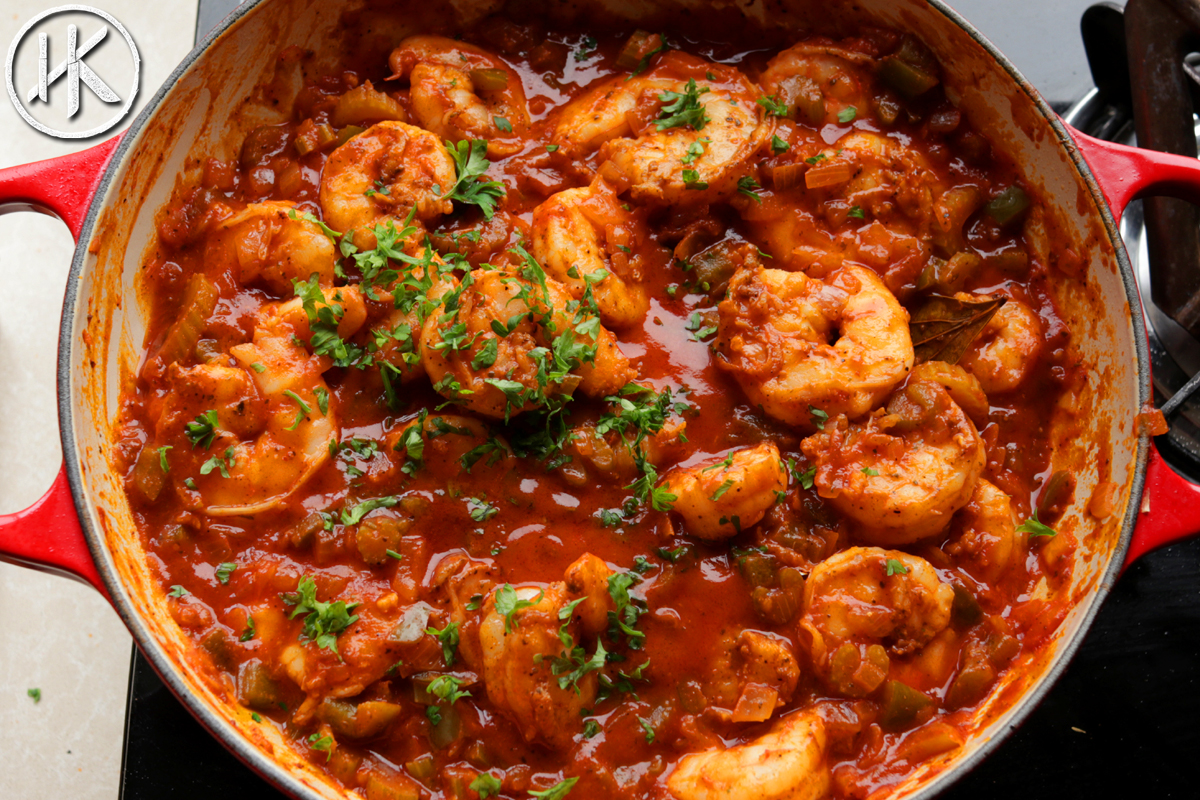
[425,621,460,666]
[468,497,498,522]
[168,585,188,598]
[737,176,763,203]
[809,405,829,430]
[530,778,579,800]
[656,546,687,563]
[848,206,865,219]
[1017,510,1058,538]
[185,410,219,449]
[681,168,708,190]
[838,106,858,123]
[885,558,909,576]
[308,732,333,760]
[494,584,543,633]
[340,496,400,526]
[787,457,816,490]
[240,616,256,642]
[582,718,602,738]
[214,561,237,585]
[710,479,735,501]
[861,467,880,476]
[655,78,710,131]
[575,35,598,61]
[494,115,513,133]
[681,138,707,165]
[199,447,236,478]
[157,445,172,473]
[283,390,312,430]
[444,140,506,220]
[27,688,41,703]
[638,716,656,743]
[471,774,503,799]
[281,576,360,656]
[756,95,788,116]
[770,134,790,154]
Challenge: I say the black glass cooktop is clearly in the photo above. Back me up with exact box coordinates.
[121,1,1200,798]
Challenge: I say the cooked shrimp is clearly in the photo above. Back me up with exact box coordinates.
[369,248,460,386]
[179,286,365,516]
[388,35,530,157]
[759,42,876,127]
[958,294,1043,394]
[319,120,456,249]
[715,264,914,430]
[566,416,687,484]
[800,378,984,544]
[384,411,510,482]
[729,630,801,722]
[528,180,650,329]
[478,582,596,750]
[946,479,1018,585]
[420,266,634,418]
[553,52,770,205]
[659,443,786,540]
[799,547,954,692]
[667,710,829,800]
[563,553,615,638]
[209,201,337,296]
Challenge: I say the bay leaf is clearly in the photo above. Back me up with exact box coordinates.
[909,294,1007,364]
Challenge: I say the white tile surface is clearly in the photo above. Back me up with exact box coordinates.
[0,3,197,798]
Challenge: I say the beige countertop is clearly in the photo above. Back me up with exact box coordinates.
[0,3,198,797]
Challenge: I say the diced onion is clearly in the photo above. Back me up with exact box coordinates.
[769,162,806,192]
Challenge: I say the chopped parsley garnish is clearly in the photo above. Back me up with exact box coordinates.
[756,94,788,117]
[250,362,266,373]
[582,718,602,738]
[214,561,237,585]
[632,555,652,574]
[444,139,506,220]
[849,206,865,219]
[681,138,708,165]
[471,337,499,370]
[292,276,364,368]
[710,479,735,501]
[471,773,503,799]
[575,35,598,61]
[494,584,543,633]
[638,716,656,743]
[251,712,262,722]
[428,674,472,706]
[185,410,219,449]
[838,106,858,123]
[530,777,579,800]
[494,115,513,133]
[607,571,646,648]
[314,386,329,416]
[787,457,816,490]
[168,585,188,598]
[861,467,880,476]
[283,390,312,430]
[468,497,498,522]
[681,168,708,190]
[27,688,41,703]
[656,546,687,563]
[425,621,461,666]
[737,176,763,203]
[157,445,172,473]
[199,447,235,478]
[885,558,909,576]
[656,78,710,131]
[805,153,828,165]
[307,732,333,760]
[240,616,256,642]
[340,495,400,526]
[597,508,624,528]
[685,311,718,341]
[770,134,790,154]
[281,576,360,656]
[809,405,829,430]
[1018,510,1058,538]
[546,144,560,152]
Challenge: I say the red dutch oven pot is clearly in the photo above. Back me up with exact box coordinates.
[2,0,1200,797]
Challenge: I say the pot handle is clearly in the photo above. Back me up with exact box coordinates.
[1068,126,1200,567]
[0,136,122,596]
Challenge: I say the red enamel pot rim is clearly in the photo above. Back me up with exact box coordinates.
[2,1,1200,798]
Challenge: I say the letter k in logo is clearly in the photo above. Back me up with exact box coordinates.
[26,24,119,117]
